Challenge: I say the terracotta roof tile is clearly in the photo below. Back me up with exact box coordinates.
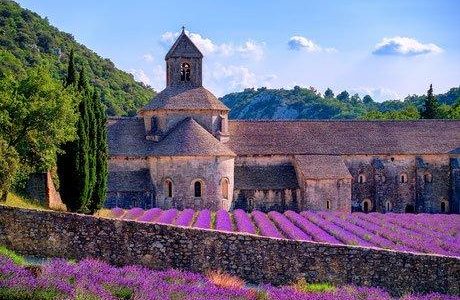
[165,31,203,59]
[294,155,351,179]
[227,120,460,155]
[141,86,229,111]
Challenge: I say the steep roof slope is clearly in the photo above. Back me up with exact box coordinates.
[227,120,460,155]
[141,86,229,111]
[165,30,203,59]
[108,117,235,157]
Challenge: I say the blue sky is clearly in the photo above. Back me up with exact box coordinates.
[17,0,460,101]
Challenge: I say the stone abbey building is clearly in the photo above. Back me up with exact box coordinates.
[107,30,460,214]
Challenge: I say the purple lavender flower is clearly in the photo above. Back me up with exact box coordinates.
[215,209,233,232]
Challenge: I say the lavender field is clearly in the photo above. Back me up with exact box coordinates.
[109,208,460,257]
[1,256,459,300]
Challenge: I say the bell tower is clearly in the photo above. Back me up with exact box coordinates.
[165,27,203,88]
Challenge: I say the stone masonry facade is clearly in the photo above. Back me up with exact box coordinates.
[105,30,460,214]
[0,206,458,296]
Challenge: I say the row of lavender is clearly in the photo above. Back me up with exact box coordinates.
[110,207,460,257]
[2,256,458,300]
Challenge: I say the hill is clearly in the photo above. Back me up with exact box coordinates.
[0,0,155,116]
[221,86,460,120]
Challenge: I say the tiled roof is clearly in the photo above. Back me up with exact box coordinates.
[294,155,351,179]
[108,169,153,192]
[227,120,460,155]
[107,117,235,157]
[165,31,203,59]
[141,86,229,111]
[234,165,299,190]
[149,117,236,157]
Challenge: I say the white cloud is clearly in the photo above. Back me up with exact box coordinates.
[130,69,151,86]
[288,35,336,53]
[142,53,154,63]
[210,63,257,90]
[237,40,265,61]
[160,30,264,60]
[373,36,443,56]
[150,65,166,90]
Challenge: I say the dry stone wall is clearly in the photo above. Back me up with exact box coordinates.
[0,205,458,296]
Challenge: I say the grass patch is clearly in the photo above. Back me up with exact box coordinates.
[0,288,61,300]
[292,278,335,293]
[4,193,45,210]
[94,208,113,218]
[0,246,26,265]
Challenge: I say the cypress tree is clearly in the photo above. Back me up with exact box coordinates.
[78,68,96,207]
[421,84,440,119]
[89,91,108,213]
[65,49,76,87]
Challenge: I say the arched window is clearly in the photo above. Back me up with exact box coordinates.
[164,179,173,198]
[180,63,191,82]
[194,180,202,198]
[326,200,331,210]
[405,204,415,213]
[440,201,448,213]
[385,201,392,212]
[362,199,372,213]
[220,178,229,200]
[424,173,432,183]
[151,116,158,134]
[400,173,408,184]
[358,174,366,184]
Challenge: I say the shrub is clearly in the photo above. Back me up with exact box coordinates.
[292,278,335,293]
[0,246,26,265]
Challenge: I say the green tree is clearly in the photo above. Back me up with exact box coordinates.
[324,88,334,98]
[0,65,77,198]
[420,84,440,119]
[363,105,420,120]
[350,93,361,104]
[0,139,19,201]
[363,95,373,104]
[336,90,350,102]
[88,91,108,213]
[66,49,77,87]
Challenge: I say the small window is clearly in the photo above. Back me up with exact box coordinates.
[405,204,415,213]
[358,174,366,184]
[400,173,408,184]
[221,178,229,200]
[164,179,173,198]
[180,62,191,82]
[194,181,202,198]
[385,201,392,212]
[440,201,448,213]
[326,200,331,210]
[424,173,432,183]
[362,199,372,213]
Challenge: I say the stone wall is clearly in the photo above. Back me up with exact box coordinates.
[0,206,458,297]
[25,172,65,210]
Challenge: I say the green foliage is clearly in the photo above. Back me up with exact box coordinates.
[420,84,440,119]
[222,86,460,120]
[293,279,335,293]
[65,49,76,87]
[0,63,78,198]
[89,92,108,213]
[362,105,420,120]
[0,288,61,300]
[58,54,108,213]
[0,0,155,116]
[324,88,334,98]
[0,245,26,265]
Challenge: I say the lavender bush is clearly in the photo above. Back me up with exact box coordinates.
[109,208,460,257]
[0,256,458,300]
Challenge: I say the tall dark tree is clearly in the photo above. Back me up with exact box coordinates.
[324,88,334,98]
[65,49,76,87]
[78,68,96,206]
[89,91,108,213]
[420,84,440,119]
[337,90,350,102]
[363,95,374,104]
